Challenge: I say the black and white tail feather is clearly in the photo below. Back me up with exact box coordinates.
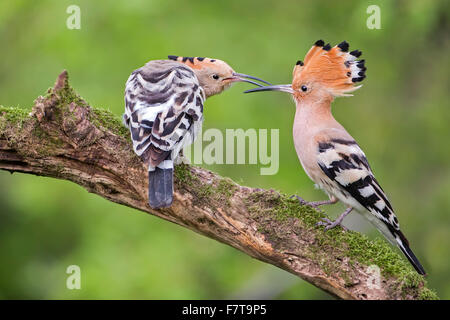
[317,137,426,275]
[124,60,204,208]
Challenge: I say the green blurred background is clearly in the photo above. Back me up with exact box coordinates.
[0,0,449,299]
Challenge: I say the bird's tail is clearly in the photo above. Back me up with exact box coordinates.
[394,230,426,275]
[148,163,173,209]
[363,211,426,275]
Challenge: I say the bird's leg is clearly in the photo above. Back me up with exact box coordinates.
[317,207,353,231]
[291,195,337,211]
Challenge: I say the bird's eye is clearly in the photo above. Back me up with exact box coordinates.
[212,74,219,80]
[301,85,308,92]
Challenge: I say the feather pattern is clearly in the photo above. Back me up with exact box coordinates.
[124,60,205,169]
[312,134,425,274]
[316,138,398,229]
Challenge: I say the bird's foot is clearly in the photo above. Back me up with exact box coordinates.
[290,195,335,212]
[316,217,347,231]
[316,207,353,231]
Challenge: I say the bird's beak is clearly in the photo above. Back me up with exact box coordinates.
[243,84,294,94]
[223,73,272,87]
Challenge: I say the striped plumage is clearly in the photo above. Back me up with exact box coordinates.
[245,40,426,275]
[124,60,204,167]
[124,60,205,208]
[314,132,425,275]
[124,56,269,208]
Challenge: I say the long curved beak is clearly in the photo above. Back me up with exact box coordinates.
[233,73,272,85]
[224,73,272,87]
[244,84,294,94]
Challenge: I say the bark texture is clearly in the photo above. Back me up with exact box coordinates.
[0,71,437,300]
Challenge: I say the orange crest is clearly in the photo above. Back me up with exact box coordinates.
[293,40,366,96]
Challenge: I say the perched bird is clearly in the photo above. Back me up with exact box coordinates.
[124,56,270,209]
[245,40,426,275]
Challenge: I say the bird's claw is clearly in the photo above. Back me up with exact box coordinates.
[290,195,324,213]
[290,195,306,205]
[316,217,347,231]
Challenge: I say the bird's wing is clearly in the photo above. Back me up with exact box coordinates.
[316,135,426,275]
[316,136,400,232]
[124,60,205,167]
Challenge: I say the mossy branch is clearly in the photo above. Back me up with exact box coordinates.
[0,71,437,300]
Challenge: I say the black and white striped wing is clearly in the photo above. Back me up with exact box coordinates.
[316,139,400,232]
[316,138,426,275]
[124,61,205,167]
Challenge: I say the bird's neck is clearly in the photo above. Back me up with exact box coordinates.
[294,98,338,130]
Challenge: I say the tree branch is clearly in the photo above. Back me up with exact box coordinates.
[0,71,437,300]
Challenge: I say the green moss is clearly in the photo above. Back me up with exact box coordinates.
[341,272,354,287]
[174,164,213,204]
[247,190,403,274]
[215,178,238,204]
[174,164,238,207]
[31,123,64,150]
[0,106,30,131]
[246,191,319,224]
[44,74,87,109]
[194,178,236,205]
[342,234,409,275]
[244,190,437,299]
[89,108,129,138]
[217,178,237,196]
[197,183,214,200]
[418,287,439,300]
[394,272,439,300]
[174,163,196,186]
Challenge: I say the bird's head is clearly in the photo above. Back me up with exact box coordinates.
[168,55,270,98]
[244,40,366,104]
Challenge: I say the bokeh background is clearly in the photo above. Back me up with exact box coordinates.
[0,0,449,299]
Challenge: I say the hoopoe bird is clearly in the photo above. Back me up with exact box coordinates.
[245,40,426,275]
[124,56,270,209]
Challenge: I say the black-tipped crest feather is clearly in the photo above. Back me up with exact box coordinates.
[315,39,325,47]
[337,41,349,52]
